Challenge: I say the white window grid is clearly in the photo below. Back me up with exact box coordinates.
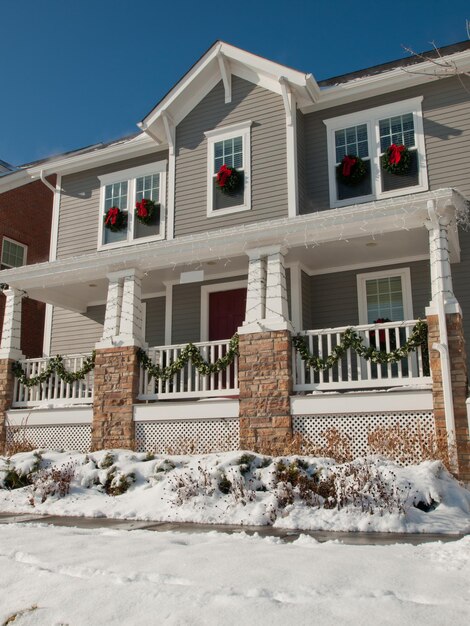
[365,276,404,323]
[379,113,415,154]
[335,124,369,163]
[97,162,167,250]
[1,237,27,269]
[357,267,413,325]
[214,137,243,173]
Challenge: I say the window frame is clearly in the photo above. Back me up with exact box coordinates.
[1,236,27,270]
[205,121,252,218]
[324,97,428,208]
[97,161,167,251]
[356,267,414,325]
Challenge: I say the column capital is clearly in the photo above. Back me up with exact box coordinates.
[245,244,288,260]
[106,267,145,282]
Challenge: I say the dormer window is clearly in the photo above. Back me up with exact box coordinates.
[205,121,252,217]
[325,97,428,208]
[98,161,167,250]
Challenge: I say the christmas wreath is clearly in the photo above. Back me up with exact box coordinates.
[135,198,159,225]
[104,207,127,232]
[336,155,367,186]
[381,144,411,175]
[216,164,241,194]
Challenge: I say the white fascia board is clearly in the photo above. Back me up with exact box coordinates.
[134,399,239,421]
[0,170,31,194]
[7,406,93,426]
[1,188,462,295]
[301,49,470,114]
[26,134,166,178]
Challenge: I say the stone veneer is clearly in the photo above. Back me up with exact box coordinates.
[0,359,15,453]
[427,313,470,482]
[238,330,293,452]
[91,346,140,450]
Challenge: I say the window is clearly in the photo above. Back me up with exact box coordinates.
[205,121,252,217]
[325,97,427,208]
[98,161,167,249]
[357,268,413,324]
[1,238,27,270]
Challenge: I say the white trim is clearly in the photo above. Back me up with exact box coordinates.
[205,122,252,218]
[49,175,61,262]
[42,304,53,357]
[134,399,239,422]
[97,161,168,252]
[279,79,299,218]
[200,279,247,341]
[290,389,433,415]
[1,236,27,269]
[164,282,173,344]
[7,406,93,426]
[217,51,232,104]
[356,267,413,324]
[306,254,429,276]
[324,97,428,209]
[288,263,302,331]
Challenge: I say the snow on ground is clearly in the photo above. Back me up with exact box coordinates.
[1,449,470,533]
[0,524,469,625]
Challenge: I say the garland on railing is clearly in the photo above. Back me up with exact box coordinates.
[12,352,96,388]
[292,320,428,371]
[138,334,239,381]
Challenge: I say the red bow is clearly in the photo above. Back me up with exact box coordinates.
[374,318,390,345]
[217,164,232,187]
[342,155,357,177]
[105,207,119,225]
[388,144,405,165]
[136,199,148,218]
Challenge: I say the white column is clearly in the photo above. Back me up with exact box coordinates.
[425,207,459,314]
[0,287,24,360]
[119,270,144,345]
[96,269,145,348]
[239,245,293,334]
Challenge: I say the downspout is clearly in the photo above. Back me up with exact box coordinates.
[427,199,458,469]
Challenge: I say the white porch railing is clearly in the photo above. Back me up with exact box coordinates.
[293,320,431,392]
[139,339,239,400]
[12,354,94,408]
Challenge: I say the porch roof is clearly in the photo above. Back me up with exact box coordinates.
[0,188,465,312]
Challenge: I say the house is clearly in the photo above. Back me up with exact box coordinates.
[0,163,55,357]
[0,41,469,481]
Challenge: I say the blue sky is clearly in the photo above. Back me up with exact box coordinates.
[1,0,468,165]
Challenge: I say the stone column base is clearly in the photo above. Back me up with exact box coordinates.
[427,312,470,482]
[91,346,140,451]
[238,330,293,453]
[0,359,15,454]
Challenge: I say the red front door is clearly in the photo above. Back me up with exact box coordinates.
[209,288,247,340]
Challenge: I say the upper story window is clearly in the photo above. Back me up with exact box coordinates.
[205,121,252,217]
[1,237,27,270]
[98,161,167,250]
[357,267,413,324]
[325,97,427,208]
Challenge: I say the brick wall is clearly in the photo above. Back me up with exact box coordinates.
[0,177,54,357]
[91,346,140,450]
[0,359,15,453]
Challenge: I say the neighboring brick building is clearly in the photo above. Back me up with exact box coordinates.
[0,172,54,357]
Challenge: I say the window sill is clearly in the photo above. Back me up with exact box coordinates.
[97,232,165,252]
[207,204,251,218]
[331,182,429,209]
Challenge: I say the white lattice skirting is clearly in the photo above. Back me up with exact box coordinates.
[293,411,435,462]
[135,419,240,454]
[6,424,92,452]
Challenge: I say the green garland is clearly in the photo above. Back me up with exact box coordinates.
[12,351,96,387]
[138,334,239,381]
[292,320,428,371]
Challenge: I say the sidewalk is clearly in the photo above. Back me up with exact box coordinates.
[0,512,466,545]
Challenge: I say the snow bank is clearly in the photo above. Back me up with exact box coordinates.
[1,449,469,533]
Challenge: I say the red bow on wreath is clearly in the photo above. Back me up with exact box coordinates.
[105,207,119,226]
[388,144,405,165]
[136,199,148,218]
[217,164,232,188]
[342,155,357,177]
[374,318,391,345]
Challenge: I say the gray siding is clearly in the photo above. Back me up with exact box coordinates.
[57,152,168,259]
[172,275,246,344]
[50,305,105,354]
[301,75,470,213]
[308,261,430,330]
[50,297,165,353]
[301,269,312,329]
[175,76,288,236]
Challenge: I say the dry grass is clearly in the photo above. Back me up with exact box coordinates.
[4,414,36,456]
[256,429,352,463]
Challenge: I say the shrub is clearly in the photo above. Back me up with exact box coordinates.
[29,461,76,505]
